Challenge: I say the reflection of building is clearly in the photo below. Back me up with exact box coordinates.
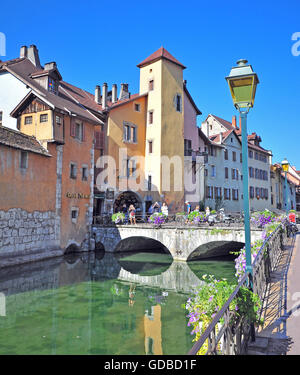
[144,305,162,355]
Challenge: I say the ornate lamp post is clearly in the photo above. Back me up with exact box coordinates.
[281,158,289,216]
[226,59,259,278]
[226,59,259,343]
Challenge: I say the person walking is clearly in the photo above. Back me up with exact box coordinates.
[205,206,210,217]
[129,204,136,225]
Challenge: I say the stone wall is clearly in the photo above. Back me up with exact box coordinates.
[0,208,61,259]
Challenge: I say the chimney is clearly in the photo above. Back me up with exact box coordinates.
[232,115,237,128]
[20,46,27,58]
[95,85,101,104]
[219,132,223,144]
[27,45,41,68]
[119,83,129,100]
[44,62,57,71]
[102,83,108,109]
[207,121,210,139]
[112,84,117,103]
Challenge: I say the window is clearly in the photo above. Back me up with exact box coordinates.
[148,175,152,191]
[184,139,192,156]
[132,127,137,143]
[134,103,140,112]
[232,168,238,180]
[255,187,260,198]
[225,167,228,179]
[240,153,242,163]
[224,149,228,160]
[232,189,239,201]
[56,115,62,125]
[211,165,216,177]
[149,111,153,125]
[48,78,58,94]
[149,80,154,91]
[148,140,153,154]
[224,188,231,200]
[206,186,213,199]
[75,122,83,140]
[82,166,88,181]
[204,168,208,177]
[214,187,222,198]
[20,151,28,169]
[255,152,259,160]
[232,151,236,161]
[175,94,182,112]
[0,111,2,126]
[249,167,254,178]
[249,150,253,158]
[123,122,137,143]
[71,120,85,141]
[40,114,48,123]
[250,186,254,199]
[71,208,79,223]
[25,116,32,125]
[70,163,77,179]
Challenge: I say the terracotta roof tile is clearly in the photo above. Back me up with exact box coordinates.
[0,126,50,156]
[137,47,186,69]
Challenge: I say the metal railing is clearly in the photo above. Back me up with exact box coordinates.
[187,221,295,355]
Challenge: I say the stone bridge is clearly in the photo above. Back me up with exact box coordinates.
[92,225,263,261]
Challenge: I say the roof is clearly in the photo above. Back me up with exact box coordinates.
[1,57,103,124]
[0,125,50,156]
[209,129,241,144]
[210,114,234,131]
[184,84,202,115]
[207,114,271,155]
[137,47,186,69]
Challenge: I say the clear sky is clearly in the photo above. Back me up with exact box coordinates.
[1,0,300,168]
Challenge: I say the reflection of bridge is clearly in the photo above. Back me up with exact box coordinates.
[93,225,263,261]
[117,261,203,294]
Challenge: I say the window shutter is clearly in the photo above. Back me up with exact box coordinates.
[70,118,76,137]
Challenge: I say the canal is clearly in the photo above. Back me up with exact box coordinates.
[0,249,237,355]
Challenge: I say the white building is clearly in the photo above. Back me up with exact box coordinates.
[201,114,273,213]
[0,45,42,129]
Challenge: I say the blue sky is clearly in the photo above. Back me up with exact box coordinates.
[1,0,300,168]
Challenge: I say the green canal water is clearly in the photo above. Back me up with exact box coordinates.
[0,251,236,355]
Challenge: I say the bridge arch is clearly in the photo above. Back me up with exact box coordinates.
[114,236,172,256]
[187,240,245,261]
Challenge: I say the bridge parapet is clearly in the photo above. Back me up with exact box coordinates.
[92,225,263,261]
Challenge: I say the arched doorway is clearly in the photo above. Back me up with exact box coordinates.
[113,191,143,215]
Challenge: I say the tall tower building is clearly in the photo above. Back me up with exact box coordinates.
[137,47,186,212]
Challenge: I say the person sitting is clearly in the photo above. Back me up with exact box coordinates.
[153,202,160,213]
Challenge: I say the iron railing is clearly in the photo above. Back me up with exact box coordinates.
[187,220,295,355]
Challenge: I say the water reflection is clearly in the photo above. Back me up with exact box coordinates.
[0,250,236,355]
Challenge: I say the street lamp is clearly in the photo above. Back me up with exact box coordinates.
[225,59,259,277]
[281,158,289,215]
[226,59,259,343]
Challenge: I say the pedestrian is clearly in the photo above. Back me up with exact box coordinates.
[161,202,168,219]
[129,204,136,225]
[185,201,191,223]
[148,203,154,219]
[195,205,200,212]
[205,206,210,216]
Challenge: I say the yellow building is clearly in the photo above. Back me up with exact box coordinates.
[100,47,189,216]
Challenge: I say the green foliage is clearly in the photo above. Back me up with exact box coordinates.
[184,275,262,354]
[210,210,216,214]
[111,212,125,224]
